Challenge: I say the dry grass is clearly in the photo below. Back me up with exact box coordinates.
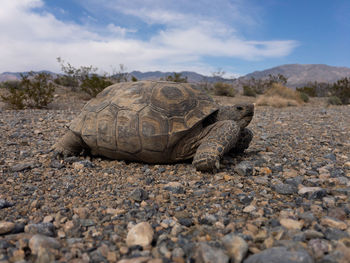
[256,83,303,107]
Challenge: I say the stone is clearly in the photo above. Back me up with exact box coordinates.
[0,221,15,234]
[234,161,253,176]
[308,239,330,259]
[29,234,61,255]
[298,186,326,199]
[320,216,347,230]
[163,182,185,194]
[222,233,248,263]
[324,228,349,240]
[243,205,256,213]
[129,188,148,202]
[243,246,313,263]
[117,257,151,263]
[195,242,229,263]
[273,183,297,195]
[25,222,55,237]
[11,162,33,172]
[279,219,303,230]
[126,222,154,247]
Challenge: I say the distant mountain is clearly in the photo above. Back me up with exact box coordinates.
[1,64,349,87]
[0,71,58,82]
[129,71,223,83]
[240,64,350,88]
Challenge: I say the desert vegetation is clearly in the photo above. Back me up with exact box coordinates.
[1,72,55,109]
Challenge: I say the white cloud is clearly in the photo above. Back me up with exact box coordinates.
[0,0,298,75]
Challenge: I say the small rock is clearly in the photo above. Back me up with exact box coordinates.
[126,222,154,247]
[50,160,65,169]
[25,222,55,237]
[164,182,185,194]
[279,218,303,230]
[73,162,84,170]
[243,205,256,213]
[324,228,349,240]
[178,218,193,227]
[117,257,151,263]
[129,188,148,202]
[73,207,89,219]
[273,183,297,195]
[29,234,61,255]
[222,233,248,263]
[0,221,15,234]
[234,161,253,176]
[298,186,326,199]
[324,153,336,162]
[244,246,313,263]
[11,162,33,172]
[320,216,347,230]
[308,239,330,259]
[195,242,229,263]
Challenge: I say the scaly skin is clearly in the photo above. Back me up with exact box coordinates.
[230,128,253,154]
[52,130,86,157]
[192,120,240,171]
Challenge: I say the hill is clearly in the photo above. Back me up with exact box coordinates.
[240,64,350,88]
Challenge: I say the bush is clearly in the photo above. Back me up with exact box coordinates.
[331,77,350,104]
[243,85,256,97]
[1,72,55,109]
[327,96,342,105]
[296,86,317,97]
[80,74,113,97]
[165,72,188,83]
[0,81,26,109]
[54,75,79,88]
[256,83,303,107]
[298,92,309,102]
[214,82,235,97]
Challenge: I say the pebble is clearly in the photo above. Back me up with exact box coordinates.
[0,221,15,234]
[11,162,33,172]
[163,182,185,194]
[129,188,149,202]
[273,183,297,195]
[320,216,347,230]
[195,242,229,263]
[126,222,154,247]
[24,222,55,236]
[29,234,61,255]
[234,161,253,176]
[243,205,256,213]
[222,233,248,263]
[298,186,326,199]
[279,219,303,230]
[244,246,313,263]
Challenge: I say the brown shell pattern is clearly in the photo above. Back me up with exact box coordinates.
[69,81,217,159]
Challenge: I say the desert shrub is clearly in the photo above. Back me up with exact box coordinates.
[298,92,309,102]
[1,72,55,109]
[0,81,26,109]
[54,75,79,88]
[80,74,113,97]
[243,85,256,97]
[296,86,317,97]
[165,72,188,83]
[327,96,342,105]
[331,77,350,104]
[214,82,235,97]
[256,83,303,107]
[131,75,138,82]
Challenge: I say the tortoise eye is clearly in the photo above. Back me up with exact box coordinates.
[236,106,243,111]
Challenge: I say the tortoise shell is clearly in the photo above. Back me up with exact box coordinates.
[69,81,218,163]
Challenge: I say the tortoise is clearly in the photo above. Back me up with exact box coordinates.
[52,81,254,171]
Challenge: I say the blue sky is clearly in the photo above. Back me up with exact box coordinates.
[0,0,349,77]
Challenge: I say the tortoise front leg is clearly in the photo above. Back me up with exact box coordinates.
[52,130,86,157]
[230,128,253,154]
[193,120,240,172]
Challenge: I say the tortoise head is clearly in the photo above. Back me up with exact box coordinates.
[216,103,254,128]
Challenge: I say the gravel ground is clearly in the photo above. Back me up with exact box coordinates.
[1,98,350,263]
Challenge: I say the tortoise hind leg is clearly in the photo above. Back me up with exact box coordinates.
[52,130,86,157]
[193,120,240,172]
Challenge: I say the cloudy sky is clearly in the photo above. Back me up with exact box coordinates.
[0,0,349,76]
